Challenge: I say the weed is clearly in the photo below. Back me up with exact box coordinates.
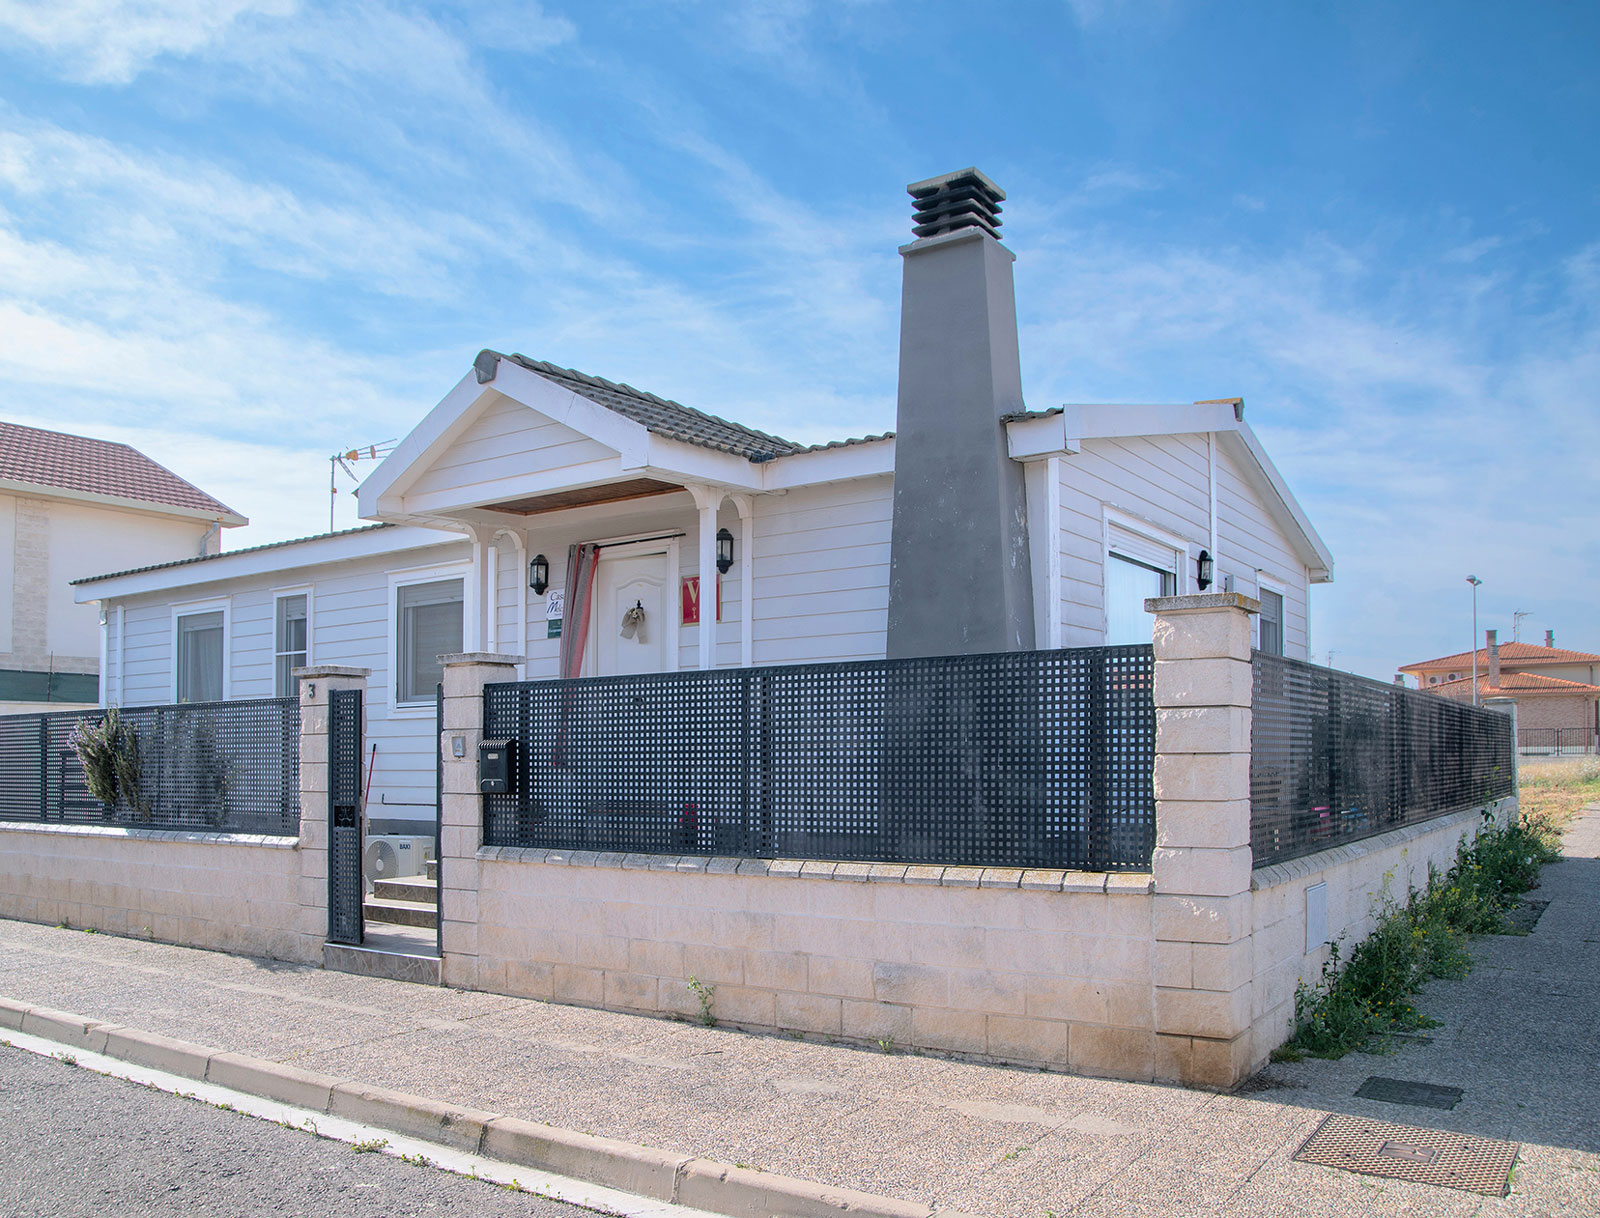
[352,1137,389,1154]
[502,1179,526,1193]
[1002,1146,1029,1161]
[1286,812,1556,1059]
[54,1052,78,1068]
[686,975,717,1027]
[1268,1045,1304,1063]
[877,1036,895,1054]
[399,1152,434,1168]
[82,928,98,935]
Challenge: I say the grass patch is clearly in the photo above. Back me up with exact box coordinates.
[1286,811,1561,1059]
[1517,757,1600,837]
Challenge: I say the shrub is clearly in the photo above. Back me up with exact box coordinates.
[68,708,145,817]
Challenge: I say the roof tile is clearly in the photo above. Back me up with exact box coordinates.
[0,421,242,520]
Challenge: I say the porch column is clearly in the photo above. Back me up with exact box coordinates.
[437,651,522,989]
[294,664,370,960]
[1145,592,1258,1089]
[687,484,726,670]
[730,494,755,667]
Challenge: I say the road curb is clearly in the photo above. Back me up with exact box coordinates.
[0,994,971,1218]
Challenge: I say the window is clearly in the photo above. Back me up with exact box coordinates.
[176,610,224,702]
[397,578,463,704]
[275,594,308,696]
[1258,588,1285,657]
[1106,553,1175,645]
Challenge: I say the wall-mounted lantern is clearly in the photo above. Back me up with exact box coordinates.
[1196,549,1214,591]
[529,554,550,595]
[716,528,734,574]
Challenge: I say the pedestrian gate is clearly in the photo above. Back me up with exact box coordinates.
[327,687,364,945]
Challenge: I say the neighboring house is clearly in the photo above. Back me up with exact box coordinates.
[70,168,1334,832]
[1399,630,1600,751]
[0,422,245,715]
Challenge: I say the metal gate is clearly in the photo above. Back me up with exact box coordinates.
[327,687,364,945]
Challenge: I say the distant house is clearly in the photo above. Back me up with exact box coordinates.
[1398,631,1600,752]
[0,422,245,713]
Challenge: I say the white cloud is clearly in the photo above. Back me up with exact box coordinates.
[0,0,296,84]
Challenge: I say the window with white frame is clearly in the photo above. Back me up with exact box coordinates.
[1258,586,1285,657]
[396,578,463,704]
[175,609,225,702]
[275,593,308,697]
[1105,523,1178,645]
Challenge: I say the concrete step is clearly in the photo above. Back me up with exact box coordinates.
[323,938,440,985]
[425,858,437,881]
[373,875,437,904]
[363,896,438,929]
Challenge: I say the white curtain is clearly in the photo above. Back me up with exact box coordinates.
[177,611,223,702]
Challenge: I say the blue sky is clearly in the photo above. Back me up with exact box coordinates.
[1,0,1596,680]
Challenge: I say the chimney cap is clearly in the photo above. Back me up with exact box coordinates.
[906,168,1006,240]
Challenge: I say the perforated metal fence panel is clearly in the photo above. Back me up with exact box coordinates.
[0,699,300,834]
[1251,653,1515,868]
[483,646,1156,870]
[327,687,364,946]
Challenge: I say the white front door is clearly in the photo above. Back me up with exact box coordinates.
[589,550,672,676]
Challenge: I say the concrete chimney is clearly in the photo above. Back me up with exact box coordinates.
[885,168,1034,658]
[1487,628,1500,688]
[1546,629,1555,649]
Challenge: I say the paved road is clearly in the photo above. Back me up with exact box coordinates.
[0,1045,585,1218]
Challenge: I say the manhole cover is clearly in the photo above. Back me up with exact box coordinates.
[1294,1113,1519,1195]
[1356,1076,1464,1109]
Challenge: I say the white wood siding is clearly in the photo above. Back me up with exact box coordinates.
[1054,433,1310,659]
[1214,444,1312,658]
[405,396,615,505]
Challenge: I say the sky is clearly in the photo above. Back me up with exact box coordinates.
[1,0,1596,681]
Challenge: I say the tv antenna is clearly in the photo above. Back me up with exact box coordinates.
[328,440,397,533]
[1513,609,1530,643]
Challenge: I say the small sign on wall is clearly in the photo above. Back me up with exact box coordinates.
[545,589,563,638]
[680,575,722,624]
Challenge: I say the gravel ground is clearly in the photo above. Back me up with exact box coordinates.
[0,1045,585,1218]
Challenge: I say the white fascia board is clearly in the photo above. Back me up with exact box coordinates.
[1077,400,1240,440]
[359,369,490,515]
[0,478,248,527]
[1217,425,1334,583]
[1006,410,1082,459]
[71,524,465,604]
[758,437,895,489]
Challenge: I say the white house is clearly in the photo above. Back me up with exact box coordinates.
[1,421,245,714]
[71,169,1333,835]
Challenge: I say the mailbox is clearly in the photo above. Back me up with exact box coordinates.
[478,738,514,794]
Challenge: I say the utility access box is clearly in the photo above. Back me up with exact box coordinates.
[478,738,514,794]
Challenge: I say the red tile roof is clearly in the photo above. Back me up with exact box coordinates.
[1430,671,1600,697]
[0,421,243,522]
[1399,640,1600,671]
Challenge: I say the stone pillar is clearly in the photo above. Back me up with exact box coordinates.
[294,665,369,958]
[1145,592,1258,1089]
[437,652,522,988]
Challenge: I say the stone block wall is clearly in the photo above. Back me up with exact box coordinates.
[473,850,1159,1077]
[0,822,314,962]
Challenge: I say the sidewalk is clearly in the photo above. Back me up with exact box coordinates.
[2,809,1597,1218]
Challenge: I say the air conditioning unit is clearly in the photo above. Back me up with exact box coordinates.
[363,835,435,893]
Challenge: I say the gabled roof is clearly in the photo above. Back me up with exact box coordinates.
[0,420,245,524]
[500,354,889,461]
[1431,671,1600,697]
[1400,641,1600,672]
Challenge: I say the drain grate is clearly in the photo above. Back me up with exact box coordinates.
[1294,1113,1519,1195]
[1356,1076,1464,1110]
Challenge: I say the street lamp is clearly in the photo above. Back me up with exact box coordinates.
[1466,575,1483,707]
